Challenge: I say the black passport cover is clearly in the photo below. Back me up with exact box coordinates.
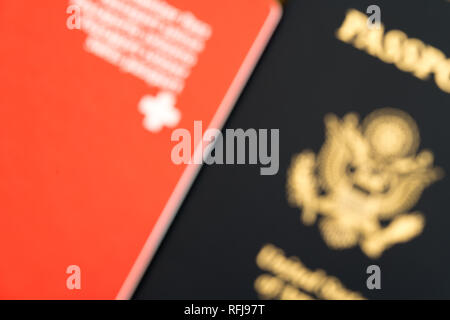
[134,0,450,299]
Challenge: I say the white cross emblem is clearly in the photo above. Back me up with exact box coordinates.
[138,92,181,132]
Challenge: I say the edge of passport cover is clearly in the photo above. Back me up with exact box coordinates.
[115,1,282,300]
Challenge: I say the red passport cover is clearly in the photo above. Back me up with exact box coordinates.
[0,0,281,299]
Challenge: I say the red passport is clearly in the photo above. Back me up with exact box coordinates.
[0,0,281,299]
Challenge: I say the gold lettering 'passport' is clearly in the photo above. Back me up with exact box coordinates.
[134,0,450,299]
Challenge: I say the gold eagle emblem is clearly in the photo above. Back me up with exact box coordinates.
[287,108,442,258]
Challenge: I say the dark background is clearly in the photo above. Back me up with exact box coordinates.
[133,0,450,299]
